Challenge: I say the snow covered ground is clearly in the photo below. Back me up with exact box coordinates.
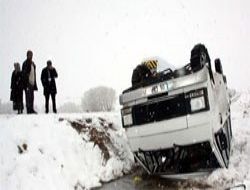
[1,92,250,190]
[199,91,250,189]
[0,113,134,190]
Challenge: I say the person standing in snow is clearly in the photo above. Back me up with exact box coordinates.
[22,50,38,114]
[131,60,158,87]
[41,60,58,113]
[10,63,24,114]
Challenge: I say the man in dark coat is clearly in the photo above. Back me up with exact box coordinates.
[22,50,38,114]
[10,63,24,114]
[41,60,58,113]
[132,60,158,87]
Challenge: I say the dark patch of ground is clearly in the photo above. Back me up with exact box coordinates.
[97,166,215,190]
[17,143,28,154]
[59,117,115,163]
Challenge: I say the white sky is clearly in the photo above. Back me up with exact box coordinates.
[1,0,250,107]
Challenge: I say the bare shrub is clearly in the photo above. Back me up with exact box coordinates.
[81,86,116,112]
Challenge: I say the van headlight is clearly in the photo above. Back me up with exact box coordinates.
[185,88,209,113]
[121,107,133,127]
[190,96,205,112]
[123,114,133,126]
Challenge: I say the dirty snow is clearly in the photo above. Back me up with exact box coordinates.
[0,113,134,190]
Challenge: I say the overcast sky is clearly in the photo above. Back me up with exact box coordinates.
[1,0,250,107]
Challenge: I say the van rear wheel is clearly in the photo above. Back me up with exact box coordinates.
[190,44,210,71]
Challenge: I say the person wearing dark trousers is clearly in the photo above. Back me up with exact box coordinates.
[22,50,38,114]
[10,63,24,114]
[41,60,58,113]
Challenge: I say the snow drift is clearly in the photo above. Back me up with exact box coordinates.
[0,113,134,190]
[197,91,250,189]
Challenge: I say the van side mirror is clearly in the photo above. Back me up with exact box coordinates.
[215,58,223,74]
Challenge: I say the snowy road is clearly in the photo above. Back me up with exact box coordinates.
[98,173,214,190]
[99,175,247,190]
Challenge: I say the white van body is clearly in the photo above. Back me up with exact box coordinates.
[120,64,232,176]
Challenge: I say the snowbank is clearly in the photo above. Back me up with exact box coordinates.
[0,113,134,190]
[199,91,250,189]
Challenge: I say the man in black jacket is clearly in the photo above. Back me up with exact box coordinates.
[22,50,38,114]
[10,63,24,114]
[41,60,58,113]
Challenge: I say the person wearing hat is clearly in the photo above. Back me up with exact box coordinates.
[41,60,58,113]
[10,62,24,114]
[131,59,158,87]
[22,50,38,114]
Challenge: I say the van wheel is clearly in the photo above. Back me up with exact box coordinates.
[190,44,210,71]
[215,58,223,74]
